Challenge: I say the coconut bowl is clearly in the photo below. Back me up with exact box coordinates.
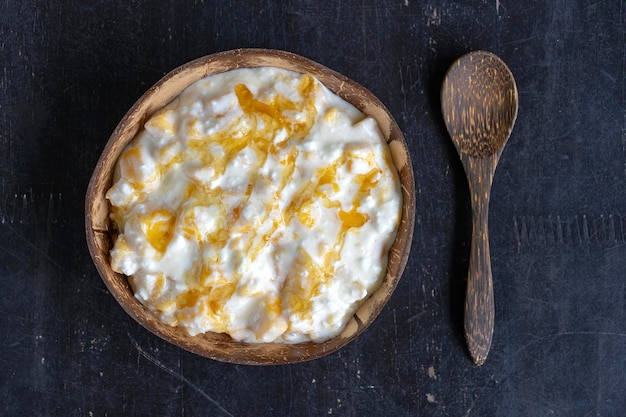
[85,48,415,365]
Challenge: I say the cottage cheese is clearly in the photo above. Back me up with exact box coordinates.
[107,67,402,343]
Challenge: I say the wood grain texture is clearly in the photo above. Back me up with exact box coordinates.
[460,153,497,365]
[441,51,518,365]
[441,51,518,159]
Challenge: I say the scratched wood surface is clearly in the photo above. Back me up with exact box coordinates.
[1,1,625,416]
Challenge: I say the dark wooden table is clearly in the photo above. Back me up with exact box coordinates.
[2,1,624,415]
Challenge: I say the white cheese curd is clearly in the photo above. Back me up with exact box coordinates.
[106,67,402,343]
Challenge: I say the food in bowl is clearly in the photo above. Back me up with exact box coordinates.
[106,66,403,343]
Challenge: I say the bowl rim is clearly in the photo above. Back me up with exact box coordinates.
[85,48,415,365]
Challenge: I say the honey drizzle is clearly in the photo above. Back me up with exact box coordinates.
[283,152,382,321]
[116,73,394,337]
[170,75,319,328]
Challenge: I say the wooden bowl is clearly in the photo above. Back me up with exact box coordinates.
[85,49,415,365]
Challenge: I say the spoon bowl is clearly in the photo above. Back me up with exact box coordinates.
[441,51,518,365]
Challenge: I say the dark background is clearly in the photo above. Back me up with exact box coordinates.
[1,1,625,415]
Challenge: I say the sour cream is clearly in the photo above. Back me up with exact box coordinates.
[107,67,402,343]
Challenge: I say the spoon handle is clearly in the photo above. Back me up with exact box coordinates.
[463,155,496,366]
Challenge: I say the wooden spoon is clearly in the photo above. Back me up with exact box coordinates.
[441,51,518,365]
